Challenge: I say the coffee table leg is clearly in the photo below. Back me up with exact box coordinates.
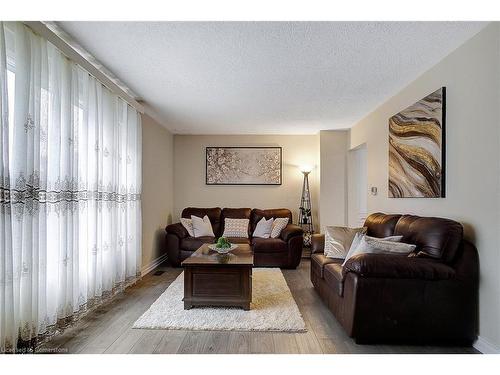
[183,267,192,310]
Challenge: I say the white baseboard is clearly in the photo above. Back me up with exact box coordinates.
[141,253,169,276]
[474,336,500,354]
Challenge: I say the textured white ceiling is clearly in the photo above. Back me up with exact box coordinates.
[58,22,486,134]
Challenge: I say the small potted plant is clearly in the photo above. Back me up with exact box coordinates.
[208,237,237,254]
[216,237,231,250]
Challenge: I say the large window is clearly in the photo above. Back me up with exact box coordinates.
[0,22,142,353]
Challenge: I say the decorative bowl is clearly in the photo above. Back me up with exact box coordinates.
[208,243,238,254]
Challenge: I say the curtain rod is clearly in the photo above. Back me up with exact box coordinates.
[23,21,145,113]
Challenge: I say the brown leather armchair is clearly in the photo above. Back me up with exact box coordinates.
[165,207,303,268]
[310,213,479,345]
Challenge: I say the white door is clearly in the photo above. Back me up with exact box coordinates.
[347,144,368,227]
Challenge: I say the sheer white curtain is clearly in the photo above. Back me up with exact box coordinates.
[0,22,142,352]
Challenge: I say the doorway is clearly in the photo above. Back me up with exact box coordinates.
[347,144,368,227]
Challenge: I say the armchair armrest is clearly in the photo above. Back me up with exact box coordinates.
[280,224,303,242]
[311,234,325,254]
[165,222,189,239]
[343,253,455,280]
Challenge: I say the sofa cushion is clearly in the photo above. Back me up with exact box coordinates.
[252,237,287,252]
[182,207,222,236]
[179,236,215,251]
[226,237,251,245]
[324,263,344,296]
[392,214,420,240]
[343,253,456,280]
[394,215,463,263]
[311,253,342,278]
[364,212,401,238]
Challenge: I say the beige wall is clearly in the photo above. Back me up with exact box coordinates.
[173,135,320,229]
[141,114,174,273]
[319,130,349,231]
[348,24,500,351]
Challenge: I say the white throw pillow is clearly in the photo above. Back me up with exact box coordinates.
[222,218,250,238]
[253,217,274,238]
[191,215,215,238]
[348,233,402,258]
[180,218,195,237]
[347,232,364,257]
[270,217,289,238]
[342,234,412,266]
[324,226,366,259]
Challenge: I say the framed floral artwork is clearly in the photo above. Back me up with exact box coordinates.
[206,147,282,185]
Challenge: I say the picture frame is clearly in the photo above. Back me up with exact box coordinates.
[205,146,282,185]
[388,87,446,198]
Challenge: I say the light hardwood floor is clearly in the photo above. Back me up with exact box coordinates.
[39,260,478,354]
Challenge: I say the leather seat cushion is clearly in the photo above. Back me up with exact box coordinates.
[343,253,456,280]
[226,237,251,245]
[311,253,343,278]
[252,237,287,252]
[179,236,215,251]
[324,263,344,296]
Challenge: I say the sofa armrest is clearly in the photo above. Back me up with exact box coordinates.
[343,253,455,280]
[165,222,188,239]
[311,234,325,254]
[280,224,303,242]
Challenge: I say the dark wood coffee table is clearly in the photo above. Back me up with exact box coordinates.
[181,243,253,310]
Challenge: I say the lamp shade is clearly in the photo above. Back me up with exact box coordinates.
[299,165,312,174]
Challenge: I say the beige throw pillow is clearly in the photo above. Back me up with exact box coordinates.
[180,218,195,237]
[222,218,250,238]
[324,226,367,259]
[270,217,289,238]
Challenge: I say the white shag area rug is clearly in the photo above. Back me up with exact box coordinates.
[133,268,306,332]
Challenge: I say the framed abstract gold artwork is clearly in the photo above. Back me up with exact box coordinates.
[388,87,446,198]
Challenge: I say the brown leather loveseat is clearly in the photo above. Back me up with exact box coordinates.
[166,207,303,268]
[311,213,479,344]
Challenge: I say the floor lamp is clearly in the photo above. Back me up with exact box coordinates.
[298,166,313,247]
